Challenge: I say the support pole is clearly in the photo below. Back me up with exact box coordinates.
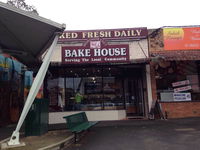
[8,35,59,146]
[146,64,153,112]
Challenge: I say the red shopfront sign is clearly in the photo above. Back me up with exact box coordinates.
[163,27,200,50]
[62,44,129,64]
[59,27,148,41]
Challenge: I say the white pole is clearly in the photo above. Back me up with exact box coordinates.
[8,35,59,146]
[146,64,153,112]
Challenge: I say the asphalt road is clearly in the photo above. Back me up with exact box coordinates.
[65,118,200,150]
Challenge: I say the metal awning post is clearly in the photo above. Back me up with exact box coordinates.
[8,34,59,146]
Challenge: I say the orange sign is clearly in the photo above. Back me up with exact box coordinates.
[163,27,200,50]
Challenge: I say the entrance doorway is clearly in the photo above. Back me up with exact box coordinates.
[124,71,145,118]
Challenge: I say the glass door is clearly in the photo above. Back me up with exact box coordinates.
[125,76,145,117]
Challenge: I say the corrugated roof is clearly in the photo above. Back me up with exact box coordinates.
[151,50,200,61]
[0,2,65,67]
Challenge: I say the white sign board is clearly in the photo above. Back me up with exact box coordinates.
[173,93,191,101]
[172,80,190,87]
[174,85,192,93]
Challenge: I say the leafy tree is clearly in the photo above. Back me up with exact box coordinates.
[7,0,39,15]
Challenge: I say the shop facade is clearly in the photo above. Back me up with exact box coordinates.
[47,28,152,124]
[149,27,200,118]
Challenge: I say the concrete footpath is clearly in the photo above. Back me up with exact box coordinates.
[0,124,74,150]
[0,130,74,150]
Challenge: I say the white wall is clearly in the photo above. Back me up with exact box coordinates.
[129,39,148,60]
[49,110,126,124]
[51,44,61,62]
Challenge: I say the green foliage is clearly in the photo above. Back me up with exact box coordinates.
[7,0,39,15]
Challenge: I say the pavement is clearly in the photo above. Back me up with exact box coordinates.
[1,117,200,150]
[0,124,73,150]
[65,117,200,150]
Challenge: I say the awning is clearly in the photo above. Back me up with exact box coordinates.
[151,50,200,61]
[0,2,65,66]
[0,2,66,146]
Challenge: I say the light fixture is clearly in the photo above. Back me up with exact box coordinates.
[92,77,96,83]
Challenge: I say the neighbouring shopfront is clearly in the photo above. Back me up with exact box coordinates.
[0,54,24,126]
[149,27,200,118]
[0,53,42,126]
[47,28,151,124]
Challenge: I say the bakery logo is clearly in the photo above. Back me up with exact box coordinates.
[90,41,101,49]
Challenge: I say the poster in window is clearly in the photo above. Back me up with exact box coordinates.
[173,93,191,101]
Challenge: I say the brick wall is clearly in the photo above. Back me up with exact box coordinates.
[148,29,164,52]
[160,102,200,118]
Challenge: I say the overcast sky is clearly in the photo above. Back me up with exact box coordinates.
[1,0,200,30]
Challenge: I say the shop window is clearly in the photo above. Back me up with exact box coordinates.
[48,78,60,111]
[155,61,200,102]
[63,76,124,111]
[48,67,125,112]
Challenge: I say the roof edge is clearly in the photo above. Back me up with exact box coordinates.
[0,1,66,30]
